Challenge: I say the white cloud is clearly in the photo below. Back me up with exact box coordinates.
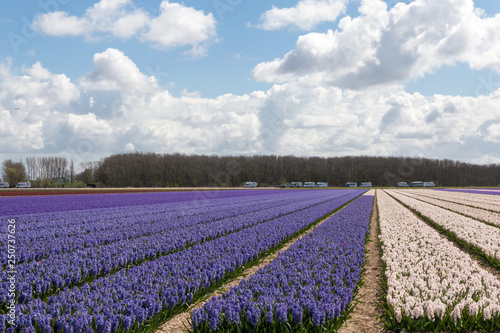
[180,89,202,98]
[0,62,80,154]
[124,142,135,151]
[25,61,52,80]
[2,49,500,165]
[467,12,500,72]
[252,0,389,84]
[252,0,500,89]
[485,123,500,142]
[32,0,216,55]
[112,10,149,39]
[33,11,90,37]
[1,61,79,107]
[32,0,146,39]
[254,0,347,31]
[66,113,112,138]
[140,1,217,56]
[79,48,158,92]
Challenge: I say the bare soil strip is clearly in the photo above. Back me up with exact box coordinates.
[338,190,387,333]
[156,198,360,333]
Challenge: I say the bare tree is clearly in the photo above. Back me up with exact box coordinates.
[69,160,75,182]
[25,157,37,180]
[39,157,50,179]
[55,157,68,178]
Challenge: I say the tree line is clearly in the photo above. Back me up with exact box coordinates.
[94,152,500,187]
[2,153,499,188]
[25,157,72,181]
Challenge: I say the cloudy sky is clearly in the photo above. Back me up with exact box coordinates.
[1,0,500,168]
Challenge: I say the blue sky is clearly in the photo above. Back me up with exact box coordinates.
[1,0,500,169]
[1,0,303,97]
[2,0,499,98]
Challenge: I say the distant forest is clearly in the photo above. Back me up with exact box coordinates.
[87,152,500,187]
[3,153,499,188]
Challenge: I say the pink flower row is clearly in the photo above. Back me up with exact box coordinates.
[377,190,500,323]
[387,190,500,261]
[417,189,500,212]
[393,189,500,227]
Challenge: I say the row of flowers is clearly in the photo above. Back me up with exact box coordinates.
[437,188,500,196]
[190,192,374,332]
[417,189,500,212]
[1,190,333,265]
[387,190,500,263]
[1,190,365,332]
[393,189,500,227]
[378,190,500,332]
[0,190,274,216]
[0,190,355,307]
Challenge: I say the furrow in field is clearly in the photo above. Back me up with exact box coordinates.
[338,189,386,333]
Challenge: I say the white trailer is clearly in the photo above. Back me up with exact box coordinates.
[15,182,31,188]
[0,182,9,188]
[243,181,258,188]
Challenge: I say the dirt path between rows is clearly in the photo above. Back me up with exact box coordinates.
[338,189,388,333]
[156,201,355,332]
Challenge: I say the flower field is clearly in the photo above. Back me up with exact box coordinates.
[0,189,193,198]
[0,190,358,303]
[437,188,500,196]
[379,190,500,332]
[1,189,367,332]
[3,187,500,332]
[415,188,500,213]
[191,191,374,332]
[391,189,500,227]
[388,190,500,264]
